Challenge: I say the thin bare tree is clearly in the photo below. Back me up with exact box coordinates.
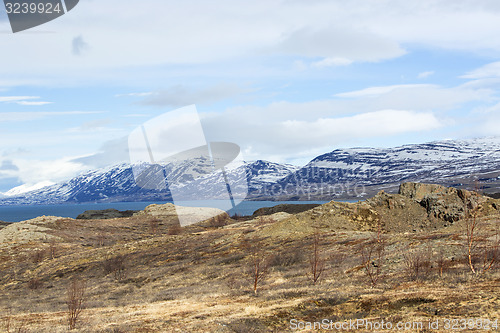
[67,277,86,330]
[360,236,385,288]
[436,250,448,278]
[465,200,480,274]
[241,237,270,295]
[310,230,325,284]
[479,228,499,273]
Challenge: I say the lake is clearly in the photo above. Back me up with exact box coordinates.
[0,200,333,222]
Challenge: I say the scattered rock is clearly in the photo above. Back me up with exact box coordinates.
[252,203,320,217]
[76,209,139,220]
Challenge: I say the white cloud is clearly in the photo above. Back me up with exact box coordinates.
[418,71,435,79]
[0,111,104,122]
[16,101,53,106]
[312,57,353,68]
[198,79,494,163]
[0,96,52,105]
[115,92,154,98]
[0,96,39,102]
[274,25,405,63]
[333,83,493,112]
[7,157,87,186]
[139,83,254,107]
[461,61,500,79]
[4,0,500,86]
[71,137,130,169]
[335,84,436,98]
[281,110,441,140]
[202,106,442,163]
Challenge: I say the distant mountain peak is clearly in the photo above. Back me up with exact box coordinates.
[1,137,499,205]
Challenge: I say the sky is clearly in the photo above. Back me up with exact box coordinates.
[1,0,500,193]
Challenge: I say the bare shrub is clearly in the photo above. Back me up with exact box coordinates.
[149,218,161,234]
[67,277,86,330]
[103,255,127,281]
[360,236,385,288]
[240,237,271,294]
[436,250,449,277]
[32,250,45,264]
[478,230,499,273]
[403,244,432,281]
[96,232,107,247]
[269,248,303,268]
[209,213,229,228]
[257,216,276,226]
[403,250,424,281]
[28,277,42,290]
[310,231,325,284]
[463,189,499,274]
[225,275,246,292]
[167,224,182,235]
[48,239,58,259]
[329,252,346,271]
[231,213,243,221]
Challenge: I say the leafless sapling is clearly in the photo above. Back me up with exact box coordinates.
[360,235,385,288]
[479,227,499,273]
[465,199,481,274]
[310,230,325,284]
[241,237,271,295]
[67,277,86,330]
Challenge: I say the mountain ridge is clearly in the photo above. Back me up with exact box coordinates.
[1,137,500,205]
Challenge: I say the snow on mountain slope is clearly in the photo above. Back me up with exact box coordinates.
[3,181,56,197]
[0,160,299,205]
[271,137,500,199]
[1,137,499,204]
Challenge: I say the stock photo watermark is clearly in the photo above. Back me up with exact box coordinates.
[290,318,499,331]
[128,105,249,227]
[3,0,79,33]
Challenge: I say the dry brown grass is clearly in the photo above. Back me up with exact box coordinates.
[0,210,499,331]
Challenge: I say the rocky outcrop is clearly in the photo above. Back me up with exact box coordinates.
[76,209,138,220]
[486,192,500,199]
[260,182,500,237]
[252,204,320,217]
[0,221,11,230]
[0,216,63,246]
[398,182,499,222]
[136,203,227,226]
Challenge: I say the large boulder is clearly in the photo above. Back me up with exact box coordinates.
[398,182,499,222]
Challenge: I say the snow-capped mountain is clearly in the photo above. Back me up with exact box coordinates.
[0,160,299,205]
[268,137,500,199]
[1,137,499,205]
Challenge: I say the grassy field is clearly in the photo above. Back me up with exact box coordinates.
[0,202,499,332]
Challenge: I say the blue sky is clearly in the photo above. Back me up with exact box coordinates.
[2,0,500,193]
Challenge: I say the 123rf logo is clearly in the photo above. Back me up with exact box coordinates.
[3,0,78,33]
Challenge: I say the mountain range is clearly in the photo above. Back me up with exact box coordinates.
[1,137,499,205]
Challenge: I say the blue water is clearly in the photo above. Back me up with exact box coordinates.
[0,200,331,222]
